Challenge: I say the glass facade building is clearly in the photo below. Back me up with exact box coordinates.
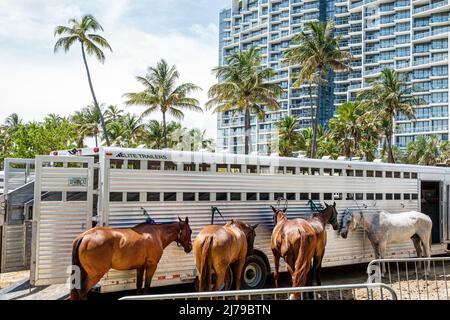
[217,0,450,154]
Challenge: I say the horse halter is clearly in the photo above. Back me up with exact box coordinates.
[176,222,191,247]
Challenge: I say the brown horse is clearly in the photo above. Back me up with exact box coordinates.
[270,202,338,299]
[70,216,192,300]
[194,219,257,292]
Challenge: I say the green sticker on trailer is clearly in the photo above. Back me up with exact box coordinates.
[68,177,87,187]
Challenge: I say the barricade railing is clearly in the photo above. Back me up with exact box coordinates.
[367,256,450,300]
[119,283,397,300]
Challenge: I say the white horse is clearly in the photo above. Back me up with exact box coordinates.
[339,209,432,275]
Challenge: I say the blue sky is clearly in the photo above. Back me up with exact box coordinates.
[0,0,230,139]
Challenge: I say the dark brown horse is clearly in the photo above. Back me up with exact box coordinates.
[270,202,338,299]
[194,219,257,292]
[70,217,192,300]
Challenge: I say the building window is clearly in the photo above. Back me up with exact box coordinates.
[394,172,401,178]
[412,193,418,200]
[324,193,333,200]
[67,192,87,201]
[376,193,383,200]
[366,171,374,177]
[376,171,383,178]
[199,192,210,201]
[394,193,401,200]
[216,192,228,201]
[164,161,178,171]
[346,193,354,200]
[286,193,296,200]
[311,193,320,200]
[404,193,411,200]
[412,172,418,179]
[275,166,285,174]
[259,193,270,201]
[367,193,375,200]
[324,168,332,176]
[346,170,354,177]
[110,159,124,169]
[386,171,393,178]
[147,192,160,202]
[403,172,410,179]
[148,161,161,170]
[355,170,363,177]
[247,165,257,173]
[356,193,363,200]
[164,192,177,201]
[334,169,342,176]
[42,192,63,201]
[127,192,140,202]
[231,193,241,201]
[311,168,320,175]
[183,192,195,201]
[386,193,393,200]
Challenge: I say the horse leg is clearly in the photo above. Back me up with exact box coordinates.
[143,264,157,295]
[313,250,325,286]
[136,267,144,294]
[78,273,104,300]
[418,232,431,276]
[273,253,280,288]
[213,268,226,292]
[233,257,246,291]
[378,242,387,277]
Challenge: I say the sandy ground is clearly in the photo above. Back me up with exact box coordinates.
[0,270,29,289]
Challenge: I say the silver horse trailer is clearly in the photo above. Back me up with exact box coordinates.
[0,158,35,273]
[26,147,450,293]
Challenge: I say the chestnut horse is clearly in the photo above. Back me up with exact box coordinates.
[270,202,338,299]
[194,219,257,292]
[70,216,192,300]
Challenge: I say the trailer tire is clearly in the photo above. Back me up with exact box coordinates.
[240,255,267,290]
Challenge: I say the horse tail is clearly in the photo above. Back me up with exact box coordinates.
[199,236,213,292]
[70,236,87,300]
[293,231,312,288]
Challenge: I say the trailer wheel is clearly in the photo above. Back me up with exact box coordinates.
[240,255,267,290]
[193,266,233,291]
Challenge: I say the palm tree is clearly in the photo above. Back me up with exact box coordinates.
[284,20,352,158]
[329,102,364,158]
[404,135,449,165]
[144,120,182,149]
[275,115,302,157]
[104,105,124,122]
[71,104,103,147]
[358,68,420,163]
[207,47,282,154]
[3,113,22,132]
[120,114,146,147]
[54,14,112,146]
[123,59,202,149]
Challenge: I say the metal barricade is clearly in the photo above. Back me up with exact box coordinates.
[367,257,450,300]
[119,283,397,300]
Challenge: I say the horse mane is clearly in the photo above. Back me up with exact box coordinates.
[131,221,180,234]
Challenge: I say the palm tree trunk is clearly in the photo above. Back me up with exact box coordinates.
[162,111,167,149]
[81,43,110,146]
[244,106,251,155]
[309,82,314,136]
[312,80,321,158]
[387,129,395,163]
[94,126,99,147]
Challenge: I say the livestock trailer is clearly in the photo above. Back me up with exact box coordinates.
[22,147,450,293]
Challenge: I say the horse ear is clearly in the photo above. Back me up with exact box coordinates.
[185,216,189,224]
[178,216,182,222]
[270,205,277,213]
[324,202,329,207]
[333,201,336,207]
[252,224,258,230]
[282,208,287,213]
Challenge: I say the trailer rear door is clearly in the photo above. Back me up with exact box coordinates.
[30,156,93,286]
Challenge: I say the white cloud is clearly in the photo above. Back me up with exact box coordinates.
[0,0,219,140]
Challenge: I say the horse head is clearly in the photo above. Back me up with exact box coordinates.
[177,216,193,253]
[323,201,339,230]
[231,219,258,256]
[339,209,359,238]
[271,198,288,225]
